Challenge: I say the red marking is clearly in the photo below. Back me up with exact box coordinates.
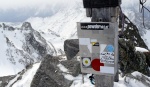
[91,59,104,71]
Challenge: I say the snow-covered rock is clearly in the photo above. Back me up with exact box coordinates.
[31,55,80,87]
[4,63,41,87]
[124,71,150,87]
[135,47,149,52]
[0,0,150,87]
[0,22,55,76]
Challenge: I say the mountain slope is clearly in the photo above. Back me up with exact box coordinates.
[121,0,150,49]
[0,0,150,87]
[0,22,55,76]
[25,0,90,51]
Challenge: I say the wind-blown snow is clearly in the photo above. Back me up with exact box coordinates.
[0,28,25,76]
[70,74,94,87]
[7,64,149,87]
[57,64,68,72]
[135,47,149,52]
[57,64,75,81]
[71,72,150,87]
[6,63,41,87]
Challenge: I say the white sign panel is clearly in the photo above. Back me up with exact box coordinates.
[77,22,118,75]
[100,52,114,64]
[100,66,114,74]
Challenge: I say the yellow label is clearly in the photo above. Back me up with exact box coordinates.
[91,42,96,45]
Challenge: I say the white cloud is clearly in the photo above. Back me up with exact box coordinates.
[0,0,149,22]
[0,0,80,22]
[0,0,75,10]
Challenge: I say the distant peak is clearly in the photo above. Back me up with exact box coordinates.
[21,22,32,29]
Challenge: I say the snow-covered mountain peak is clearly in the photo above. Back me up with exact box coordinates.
[0,0,150,87]
[21,22,33,30]
[0,22,56,76]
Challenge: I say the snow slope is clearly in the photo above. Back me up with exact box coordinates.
[25,0,90,51]
[0,25,28,76]
[22,0,150,50]
[0,0,90,77]
[6,63,41,87]
[7,62,150,87]
[0,0,150,86]
[121,0,150,49]
[0,23,55,76]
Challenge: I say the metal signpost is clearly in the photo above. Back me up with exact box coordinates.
[77,0,121,87]
[77,22,118,76]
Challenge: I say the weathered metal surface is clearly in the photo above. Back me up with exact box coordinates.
[90,7,119,87]
[77,22,118,76]
[83,0,120,8]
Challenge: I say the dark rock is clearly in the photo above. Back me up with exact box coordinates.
[119,14,148,49]
[25,64,33,70]
[21,22,33,30]
[1,23,15,31]
[0,75,16,87]
[23,31,49,60]
[64,39,79,60]
[119,39,150,76]
[31,72,63,87]
[27,33,47,56]
[118,14,150,76]
[61,59,81,77]
[143,52,150,66]
[8,27,15,31]
[2,23,6,29]
[31,55,73,87]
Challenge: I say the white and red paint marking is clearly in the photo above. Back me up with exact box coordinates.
[91,59,104,71]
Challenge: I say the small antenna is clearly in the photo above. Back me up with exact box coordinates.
[139,0,150,28]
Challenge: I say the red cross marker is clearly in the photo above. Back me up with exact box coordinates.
[91,59,104,71]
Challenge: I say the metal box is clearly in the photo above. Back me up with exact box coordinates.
[83,0,120,8]
[77,22,118,75]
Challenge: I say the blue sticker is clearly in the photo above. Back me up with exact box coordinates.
[106,45,114,52]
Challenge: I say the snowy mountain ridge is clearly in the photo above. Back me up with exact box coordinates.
[0,22,55,76]
[0,0,150,87]
[0,0,150,78]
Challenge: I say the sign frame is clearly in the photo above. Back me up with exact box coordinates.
[77,22,118,76]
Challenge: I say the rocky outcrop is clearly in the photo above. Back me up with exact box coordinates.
[22,22,55,61]
[144,52,150,67]
[118,14,150,76]
[64,39,79,60]
[21,22,33,30]
[0,22,56,76]
[0,75,15,87]
[31,55,80,87]
[61,59,81,77]
[119,39,150,76]
[125,72,150,87]
[119,14,148,49]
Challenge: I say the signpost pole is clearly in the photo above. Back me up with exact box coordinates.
[91,7,119,87]
[82,73,84,84]
[78,1,121,87]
